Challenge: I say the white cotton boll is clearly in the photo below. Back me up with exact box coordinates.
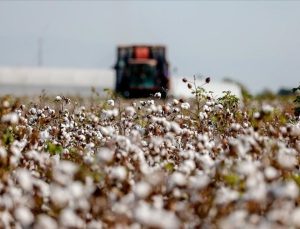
[85,142,95,151]
[246,171,264,189]
[273,181,299,200]
[216,103,223,109]
[267,208,291,226]
[180,159,196,174]
[181,102,190,110]
[112,108,119,117]
[173,107,180,113]
[152,195,164,209]
[173,188,181,198]
[115,135,131,152]
[59,209,84,228]
[277,149,297,169]
[53,160,78,185]
[55,96,62,101]
[50,185,70,207]
[110,166,127,181]
[243,122,249,128]
[69,181,84,199]
[25,150,41,163]
[154,92,161,99]
[33,179,50,197]
[291,208,300,228]
[1,112,19,124]
[100,126,114,136]
[96,148,114,163]
[219,210,248,229]
[206,101,214,106]
[196,154,215,171]
[284,181,299,199]
[280,126,287,135]
[290,126,300,137]
[39,130,50,141]
[51,154,60,166]
[58,160,78,176]
[253,112,260,119]
[150,104,158,113]
[112,202,129,215]
[9,155,20,167]
[230,123,241,131]
[0,211,13,229]
[188,174,210,190]
[156,105,162,113]
[87,220,103,229]
[92,115,99,123]
[107,99,114,106]
[125,106,136,117]
[215,187,239,205]
[162,120,171,131]
[264,166,279,180]
[83,153,94,165]
[151,137,164,148]
[101,110,114,119]
[0,146,7,160]
[2,100,10,108]
[29,107,37,115]
[262,104,274,113]
[199,112,208,120]
[147,100,155,105]
[172,99,179,105]
[236,161,257,176]
[14,206,34,227]
[34,214,58,229]
[170,122,182,134]
[203,104,210,112]
[246,183,267,202]
[134,182,152,199]
[145,108,152,114]
[170,172,186,187]
[10,145,21,158]
[134,202,180,229]
[16,169,33,192]
[76,198,90,212]
[78,134,86,141]
[1,194,14,210]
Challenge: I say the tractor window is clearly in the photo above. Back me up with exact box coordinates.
[128,64,157,89]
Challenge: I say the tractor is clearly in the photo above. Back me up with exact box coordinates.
[114,45,169,98]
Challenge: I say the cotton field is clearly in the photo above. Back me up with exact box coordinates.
[0,80,299,229]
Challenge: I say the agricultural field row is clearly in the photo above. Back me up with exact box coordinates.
[0,80,299,228]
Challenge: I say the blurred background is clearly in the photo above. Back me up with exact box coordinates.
[0,1,299,95]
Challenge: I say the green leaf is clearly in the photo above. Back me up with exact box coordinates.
[46,141,63,155]
[2,129,14,146]
[164,162,174,172]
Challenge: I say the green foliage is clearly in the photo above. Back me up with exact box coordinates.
[164,162,175,172]
[293,84,300,116]
[223,173,240,187]
[256,90,276,101]
[2,129,14,146]
[291,173,300,187]
[218,91,239,112]
[191,86,206,99]
[46,141,63,155]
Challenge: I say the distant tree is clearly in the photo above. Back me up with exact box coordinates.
[278,88,293,96]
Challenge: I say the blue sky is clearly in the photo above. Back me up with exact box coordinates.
[0,1,300,93]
